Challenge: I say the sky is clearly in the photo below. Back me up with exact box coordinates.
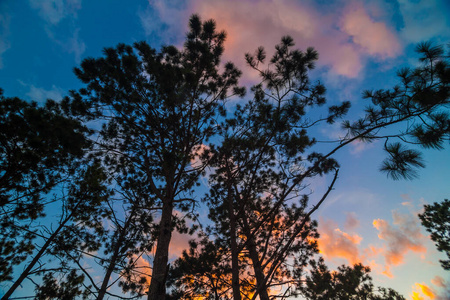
[0,0,449,299]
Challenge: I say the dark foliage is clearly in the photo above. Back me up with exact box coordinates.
[419,199,450,270]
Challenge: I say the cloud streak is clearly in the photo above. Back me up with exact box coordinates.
[29,0,85,63]
[0,5,11,69]
[19,81,65,103]
[398,0,450,43]
[29,0,82,25]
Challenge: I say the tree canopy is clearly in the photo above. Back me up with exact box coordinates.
[0,15,449,300]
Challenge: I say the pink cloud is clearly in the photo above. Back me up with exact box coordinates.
[169,230,192,259]
[340,4,401,58]
[431,276,446,288]
[344,212,360,230]
[142,0,406,79]
[191,0,365,79]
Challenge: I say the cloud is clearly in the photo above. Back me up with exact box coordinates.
[125,254,152,288]
[169,230,192,259]
[139,0,190,44]
[190,144,211,169]
[66,28,85,63]
[0,6,11,69]
[191,0,364,79]
[373,210,427,266]
[411,283,437,300]
[431,276,446,288]
[29,0,82,25]
[429,276,450,300]
[344,212,360,230]
[29,0,85,63]
[317,218,363,265]
[19,81,65,103]
[140,0,405,80]
[319,121,380,155]
[398,0,450,43]
[340,4,401,58]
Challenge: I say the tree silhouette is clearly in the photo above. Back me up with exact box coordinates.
[70,14,244,299]
[300,257,406,300]
[419,199,450,270]
[1,15,449,300]
[166,36,448,299]
[0,90,90,290]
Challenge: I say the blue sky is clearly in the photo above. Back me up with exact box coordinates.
[0,0,449,299]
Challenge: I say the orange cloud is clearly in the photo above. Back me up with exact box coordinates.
[364,259,393,278]
[381,264,393,278]
[412,291,424,300]
[123,254,152,288]
[318,218,363,265]
[373,212,426,266]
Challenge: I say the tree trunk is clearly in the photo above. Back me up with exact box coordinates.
[147,198,173,300]
[96,222,128,300]
[247,238,270,300]
[242,218,270,300]
[226,173,242,300]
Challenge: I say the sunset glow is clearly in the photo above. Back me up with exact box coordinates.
[0,0,449,299]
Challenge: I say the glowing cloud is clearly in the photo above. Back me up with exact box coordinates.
[411,283,436,300]
[191,0,365,79]
[130,254,152,286]
[318,218,363,265]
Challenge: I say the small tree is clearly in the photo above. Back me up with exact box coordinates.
[419,199,450,270]
[301,257,406,300]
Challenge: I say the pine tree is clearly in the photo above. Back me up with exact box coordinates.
[70,15,244,299]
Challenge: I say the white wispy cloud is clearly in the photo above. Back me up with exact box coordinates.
[29,0,85,63]
[19,81,65,103]
[398,0,450,43]
[29,0,82,25]
[138,0,190,46]
[0,5,11,69]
